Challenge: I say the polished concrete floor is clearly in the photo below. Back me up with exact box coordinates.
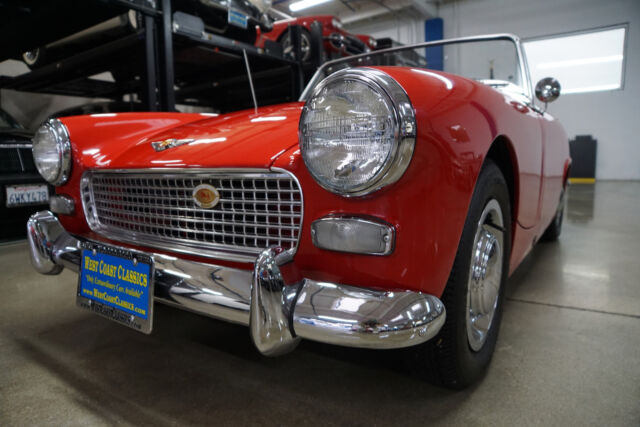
[1,182,639,426]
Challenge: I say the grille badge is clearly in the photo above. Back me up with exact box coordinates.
[151,138,195,151]
[192,184,220,209]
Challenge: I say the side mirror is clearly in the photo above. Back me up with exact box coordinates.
[535,77,561,104]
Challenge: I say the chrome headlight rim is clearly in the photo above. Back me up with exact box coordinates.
[299,67,416,197]
[33,118,72,186]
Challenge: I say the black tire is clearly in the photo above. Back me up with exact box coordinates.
[408,159,512,389]
[540,188,565,242]
[279,27,311,62]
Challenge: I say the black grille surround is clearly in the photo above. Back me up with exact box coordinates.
[0,145,36,173]
[81,169,303,262]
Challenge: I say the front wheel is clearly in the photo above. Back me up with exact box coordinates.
[409,159,511,389]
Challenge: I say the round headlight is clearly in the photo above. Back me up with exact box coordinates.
[299,68,416,197]
[32,119,71,185]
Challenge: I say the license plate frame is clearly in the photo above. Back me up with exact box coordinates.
[76,241,154,334]
[5,184,49,207]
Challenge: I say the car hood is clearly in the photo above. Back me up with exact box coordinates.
[61,103,304,170]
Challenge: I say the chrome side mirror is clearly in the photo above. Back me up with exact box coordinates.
[535,77,561,106]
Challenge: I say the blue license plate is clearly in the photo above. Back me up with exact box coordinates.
[228,9,248,29]
[77,243,154,333]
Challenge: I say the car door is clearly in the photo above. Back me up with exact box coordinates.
[500,87,544,229]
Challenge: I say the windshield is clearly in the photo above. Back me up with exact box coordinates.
[302,35,529,101]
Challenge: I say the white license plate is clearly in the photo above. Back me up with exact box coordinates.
[5,184,49,207]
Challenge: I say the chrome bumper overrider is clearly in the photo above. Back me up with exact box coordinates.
[27,211,446,356]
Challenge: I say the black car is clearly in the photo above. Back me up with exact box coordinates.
[0,109,51,241]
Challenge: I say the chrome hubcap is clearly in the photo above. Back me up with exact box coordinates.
[466,199,504,352]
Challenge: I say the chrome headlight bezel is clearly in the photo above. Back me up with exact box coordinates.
[32,118,72,186]
[299,68,416,197]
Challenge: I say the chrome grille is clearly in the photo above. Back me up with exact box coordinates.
[81,170,303,261]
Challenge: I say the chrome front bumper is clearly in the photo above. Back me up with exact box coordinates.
[27,211,446,356]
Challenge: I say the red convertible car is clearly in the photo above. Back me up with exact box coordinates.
[27,34,569,388]
[255,15,375,61]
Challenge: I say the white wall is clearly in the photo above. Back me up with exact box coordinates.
[439,0,640,180]
[346,12,425,46]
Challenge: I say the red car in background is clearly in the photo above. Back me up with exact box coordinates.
[256,15,376,62]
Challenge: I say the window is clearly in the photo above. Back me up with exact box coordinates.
[524,26,627,95]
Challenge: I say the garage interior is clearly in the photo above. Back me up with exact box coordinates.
[1,0,639,425]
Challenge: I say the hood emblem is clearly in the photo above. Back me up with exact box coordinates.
[151,138,194,151]
[192,184,220,209]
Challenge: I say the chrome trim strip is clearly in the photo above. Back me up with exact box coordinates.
[26,211,446,353]
[80,168,303,264]
[0,144,33,149]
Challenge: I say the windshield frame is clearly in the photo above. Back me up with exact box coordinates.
[300,33,533,103]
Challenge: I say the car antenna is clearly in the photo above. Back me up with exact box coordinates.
[243,49,258,114]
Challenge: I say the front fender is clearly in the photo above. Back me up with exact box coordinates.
[277,68,527,297]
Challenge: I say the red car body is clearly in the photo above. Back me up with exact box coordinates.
[27,34,570,387]
[255,15,375,58]
[53,68,568,295]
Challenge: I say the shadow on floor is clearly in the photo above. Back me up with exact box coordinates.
[12,304,466,425]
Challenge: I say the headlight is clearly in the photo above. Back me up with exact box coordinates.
[331,18,343,29]
[32,119,71,185]
[299,68,416,197]
[369,37,377,48]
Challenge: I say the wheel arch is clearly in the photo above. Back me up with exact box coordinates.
[484,135,520,239]
[563,158,572,188]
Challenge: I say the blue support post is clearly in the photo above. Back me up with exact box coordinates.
[425,18,443,70]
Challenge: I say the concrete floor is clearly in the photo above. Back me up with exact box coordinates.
[1,182,639,426]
